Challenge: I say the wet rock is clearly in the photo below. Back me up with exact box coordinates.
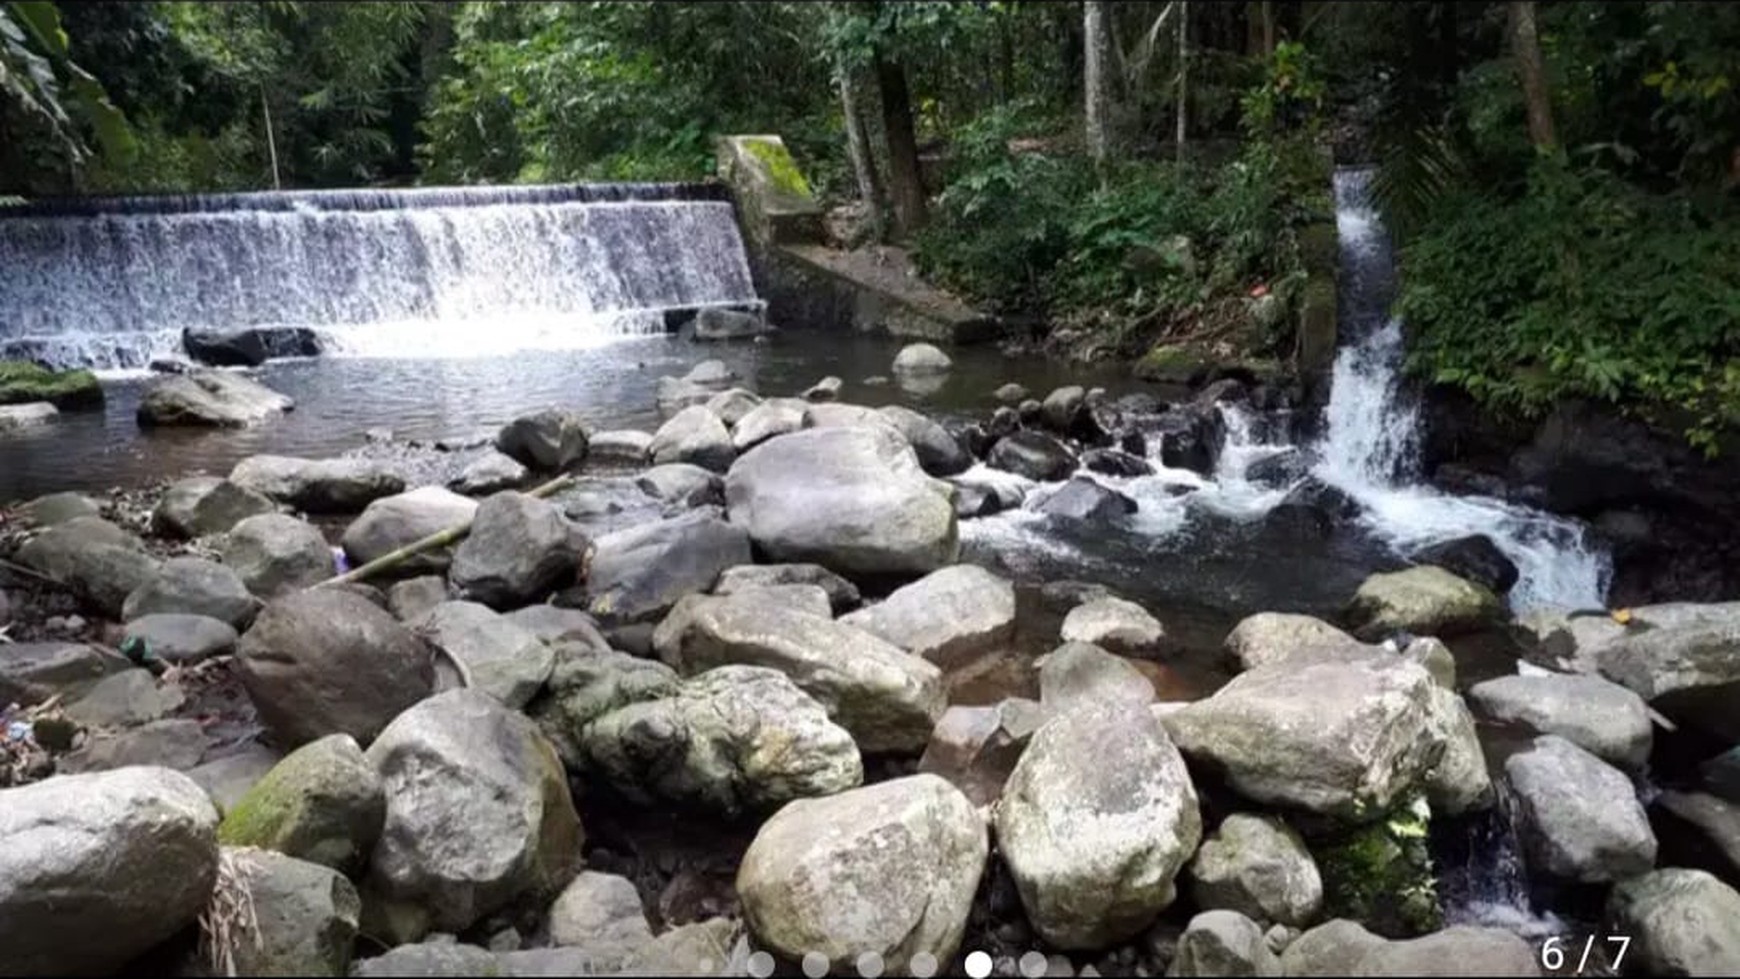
[1506,735,1656,882]
[879,404,972,476]
[0,767,219,976]
[64,668,184,728]
[187,742,282,815]
[705,388,763,426]
[1189,814,1322,928]
[236,589,435,748]
[838,564,1015,669]
[893,343,953,375]
[136,369,293,427]
[1061,596,1165,656]
[1653,791,1740,883]
[449,450,528,495]
[120,612,238,665]
[1040,385,1086,434]
[585,511,752,627]
[1038,476,1138,523]
[365,689,583,935]
[713,563,861,613]
[526,645,681,770]
[1344,566,1504,642]
[1279,919,1387,977]
[217,733,385,873]
[1597,614,1740,741]
[56,718,210,773]
[1081,448,1154,477]
[988,430,1077,482]
[996,702,1201,949]
[418,601,555,708]
[387,575,448,625]
[450,491,585,610]
[503,605,609,650]
[584,665,862,815]
[1164,658,1441,818]
[658,360,738,411]
[1169,910,1283,977]
[224,512,335,596]
[183,325,319,366]
[1413,535,1519,596]
[342,487,479,576]
[738,774,985,970]
[917,698,1044,808]
[1423,685,1494,815]
[1038,642,1154,715]
[548,871,654,962]
[17,490,100,526]
[123,555,258,628]
[231,454,406,514]
[725,425,958,578]
[1468,673,1652,771]
[949,468,1030,516]
[1245,449,1308,488]
[0,400,57,431]
[588,429,654,465]
[1153,405,1226,476]
[692,307,770,341]
[731,398,808,451]
[637,462,725,508]
[802,376,843,401]
[15,516,161,617]
[495,407,589,471]
[654,591,946,753]
[1222,612,1362,673]
[995,382,1029,404]
[1607,868,1740,976]
[650,405,736,473]
[988,405,1020,439]
[1017,398,1043,424]
[221,847,361,977]
[1352,926,1538,977]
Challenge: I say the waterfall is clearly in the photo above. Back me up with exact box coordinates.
[1313,168,1611,612]
[0,183,758,370]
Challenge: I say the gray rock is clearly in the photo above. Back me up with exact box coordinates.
[136,369,293,427]
[654,591,946,753]
[1351,926,1539,977]
[1168,910,1283,977]
[365,689,583,934]
[548,871,653,963]
[802,375,843,401]
[1188,814,1322,928]
[892,343,953,375]
[342,486,479,576]
[1424,685,1494,815]
[917,698,1044,808]
[713,562,861,612]
[710,582,833,618]
[1081,448,1155,477]
[725,425,959,578]
[349,943,498,977]
[878,404,972,476]
[1607,868,1740,976]
[583,665,863,815]
[1344,566,1504,641]
[236,589,435,748]
[222,847,362,976]
[0,766,219,976]
[692,307,770,341]
[839,564,1015,669]
[123,555,258,628]
[1279,919,1387,977]
[65,668,185,728]
[450,491,584,610]
[586,511,752,626]
[217,733,385,874]
[224,512,335,596]
[588,429,654,465]
[988,430,1078,481]
[1222,613,1361,673]
[0,400,57,431]
[1597,616,1740,741]
[503,605,609,651]
[230,455,406,514]
[55,718,210,773]
[15,516,160,617]
[1061,596,1166,656]
[1468,673,1653,771]
[1038,642,1155,715]
[650,405,736,473]
[495,407,588,471]
[186,742,282,815]
[1041,385,1086,433]
[627,916,749,976]
[731,398,807,451]
[1037,476,1138,523]
[658,360,738,411]
[448,450,528,495]
[121,613,239,664]
[705,387,763,426]
[994,382,1029,404]
[527,645,681,770]
[388,575,449,625]
[738,774,985,970]
[17,490,100,526]
[636,462,724,508]
[1654,790,1740,882]
[1403,636,1458,689]
[1505,735,1656,882]
[418,601,555,708]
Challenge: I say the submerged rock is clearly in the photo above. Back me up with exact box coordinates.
[892,342,953,375]
[494,407,588,471]
[136,369,293,427]
[838,564,1015,669]
[658,360,738,411]
[231,454,406,514]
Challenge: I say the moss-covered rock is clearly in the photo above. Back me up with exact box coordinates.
[0,361,103,408]
[1134,343,1216,384]
[1310,795,1441,938]
[742,135,814,199]
[219,733,385,874]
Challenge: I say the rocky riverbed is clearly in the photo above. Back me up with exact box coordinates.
[3,345,1739,977]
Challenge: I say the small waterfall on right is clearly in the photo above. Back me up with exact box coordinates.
[1312,169,1613,612]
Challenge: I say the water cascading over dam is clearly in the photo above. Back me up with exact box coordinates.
[0,182,760,370]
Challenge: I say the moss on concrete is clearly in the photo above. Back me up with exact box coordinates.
[0,361,103,408]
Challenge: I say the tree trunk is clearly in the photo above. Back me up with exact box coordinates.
[1175,0,1189,163]
[1084,0,1115,170]
[874,49,928,238]
[838,60,887,242]
[1509,0,1556,151]
[1261,0,1275,54]
[999,15,1015,101]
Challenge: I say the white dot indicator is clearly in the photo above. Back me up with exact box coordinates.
[856,951,885,977]
[908,951,939,978]
[802,950,831,978]
[747,951,777,978]
[965,950,995,979]
[1018,951,1049,978]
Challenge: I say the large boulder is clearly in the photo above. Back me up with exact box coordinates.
[1597,617,1740,741]
[1468,673,1653,771]
[713,563,861,613]
[1344,566,1504,641]
[449,491,585,610]
[152,476,278,538]
[365,689,583,935]
[0,766,220,976]
[586,511,752,627]
[892,343,952,375]
[995,702,1202,949]
[724,426,959,578]
[1413,536,1519,596]
[15,516,161,617]
[649,405,736,473]
[878,405,971,476]
[236,589,435,748]
[122,555,258,629]
[1222,613,1362,673]
[737,774,985,970]
[218,847,361,977]
[1163,658,1442,819]
[838,564,1015,669]
[218,733,385,874]
[223,512,335,597]
[583,665,862,816]
[987,431,1078,482]
[653,592,946,753]
[230,455,406,514]
[731,398,808,452]
[136,369,293,427]
[1188,814,1323,928]
[494,407,588,471]
[1037,642,1154,715]
[1060,596,1166,657]
[417,601,555,708]
[121,613,239,665]
[526,645,681,770]
[341,487,478,575]
[1606,869,1740,976]
[1169,910,1284,977]
[917,698,1044,808]
[1504,735,1656,882]
[1351,926,1539,977]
